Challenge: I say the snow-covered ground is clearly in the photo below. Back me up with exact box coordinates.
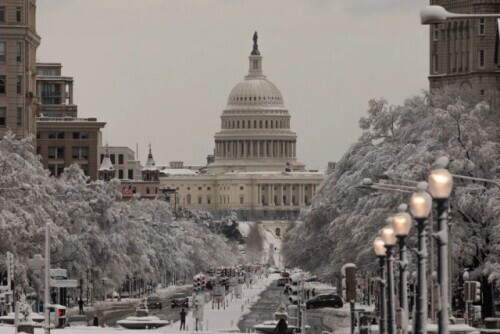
[0,275,278,334]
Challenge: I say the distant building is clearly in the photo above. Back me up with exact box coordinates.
[98,146,142,180]
[160,33,324,219]
[429,0,500,93]
[36,63,106,180]
[99,145,160,200]
[0,0,41,141]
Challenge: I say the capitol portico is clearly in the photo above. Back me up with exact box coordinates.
[159,32,324,219]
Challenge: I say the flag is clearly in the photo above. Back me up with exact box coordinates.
[285,162,292,172]
[122,185,132,196]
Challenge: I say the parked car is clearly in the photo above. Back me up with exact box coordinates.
[147,296,162,309]
[171,293,189,309]
[276,278,288,287]
[281,271,290,278]
[306,294,343,309]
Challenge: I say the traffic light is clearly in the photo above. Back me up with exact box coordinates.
[474,281,481,302]
[200,274,206,291]
[193,274,201,293]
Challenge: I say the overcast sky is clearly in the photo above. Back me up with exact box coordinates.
[37,0,429,169]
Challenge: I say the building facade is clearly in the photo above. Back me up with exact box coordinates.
[160,33,324,219]
[0,0,40,141]
[98,146,142,180]
[36,63,106,180]
[429,0,500,93]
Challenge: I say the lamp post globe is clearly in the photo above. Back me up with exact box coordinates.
[428,169,453,200]
[409,191,433,219]
[463,270,469,282]
[373,237,386,257]
[380,226,397,246]
[392,212,412,237]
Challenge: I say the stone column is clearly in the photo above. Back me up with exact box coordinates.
[299,184,305,205]
[288,185,293,206]
[257,141,260,157]
[270,184,275,206]
[69,81,74,104]
[257,184,261,205]
[242,140,246,157]
[280,184,284,206]
[293,142,296,158]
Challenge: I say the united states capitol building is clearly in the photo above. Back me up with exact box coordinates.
[160,33,324,219]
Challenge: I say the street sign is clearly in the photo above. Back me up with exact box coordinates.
[50,279,78,288]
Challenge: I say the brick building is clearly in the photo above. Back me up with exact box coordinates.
[429,0,500,93]
[36,63,106,180]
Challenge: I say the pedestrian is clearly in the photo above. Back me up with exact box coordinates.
[51,290,57,304]
[306,289,310,300]
[179,308,186,331]
[78,298,84,315]
[275,318,287,334]
[93,315,99,327]
[312,288,316,297]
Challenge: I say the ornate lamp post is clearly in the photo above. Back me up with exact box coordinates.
[428,168,453,334]
[374,237,387,334]
[380,225,397,334]
[392,207,412,334]
[409,189,433,334]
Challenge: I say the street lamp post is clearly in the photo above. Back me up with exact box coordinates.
[373,237,387,334]
[392,206,412,334]
[428,168,453,334]
[380,225,397,334]
[409,189,433,334]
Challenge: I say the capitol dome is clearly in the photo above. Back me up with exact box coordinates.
[209,32,302,174]
[227,78,285,108]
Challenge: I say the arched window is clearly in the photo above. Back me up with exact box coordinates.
[275,228,281,237]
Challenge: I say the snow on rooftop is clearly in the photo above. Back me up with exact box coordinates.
[160,169,198,176]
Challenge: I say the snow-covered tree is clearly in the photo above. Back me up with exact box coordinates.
[283,89,500,314]
[0,133,238,297]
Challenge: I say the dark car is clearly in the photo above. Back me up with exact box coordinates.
[306,294,343,309]
[276,278,288,287]
[171,293,189,309]
[147,296,162,309]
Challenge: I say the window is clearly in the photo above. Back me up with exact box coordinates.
[0,7,5,22]
[36,132,40,139]
[16,7,21,23]
[128,169,133,179]
[186,194,191,204]
[48,131,64,139]
[433,25,439,41]
[146,187,150,194]
[80,164,88,176]
[0,107,5,126]
[0,76,5,94]
[48,147,64,159]
[240,186,244,190]
[479,50,485,68]
[275,228,281,237]
[0,42,5,63]
[198,197,202,204]
[207,197,211,204]
[198,187,202,191]
[110,154,115,164]
[17,76,22,94]
[48,164,65,177]
[480,89,485,96]
[207,187,211,191]
[72,131,89,139]
[72,147,88,159]
[479,18,485,35]
[16,42,21,62]
[16,107,22,126]
[433,54,438,73]
[118,170,124,179]
[240,196,244,204]
[118,154,124,164]
[187,187,190,190]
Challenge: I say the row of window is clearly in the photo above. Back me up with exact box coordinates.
[222,118,288,130]
[432,18,485,42]
[0,75,23,94]
[0,107,23,126]
[99,153,125,165]
[432,49,486,74]
[37,131,90,140]
[0,7,22,24]
[183,194,310,206]
[42,146,89,160]
[231,95,281,102]
[48,163,88,177]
